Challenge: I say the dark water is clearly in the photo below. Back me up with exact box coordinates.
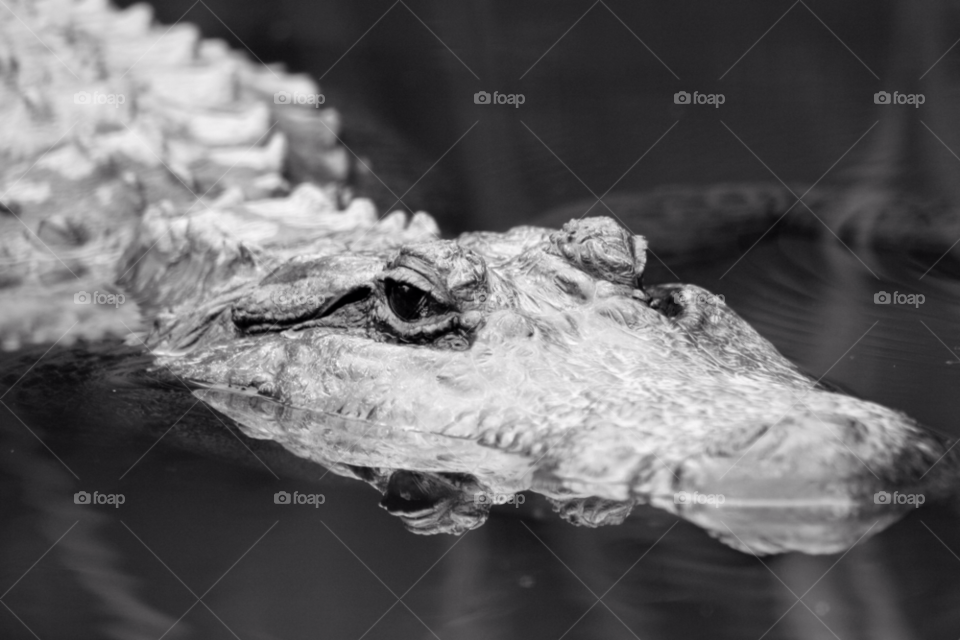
[2,233,959,640]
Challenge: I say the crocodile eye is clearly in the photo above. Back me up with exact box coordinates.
[385,279,447,322]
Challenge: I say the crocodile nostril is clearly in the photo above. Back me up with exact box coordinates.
[648,291,685,318]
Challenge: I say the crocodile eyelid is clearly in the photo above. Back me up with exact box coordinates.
[380,268,455,306]
[380,268,431,289]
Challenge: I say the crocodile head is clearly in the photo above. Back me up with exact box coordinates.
[123,190,956,554]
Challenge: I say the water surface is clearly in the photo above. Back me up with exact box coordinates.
[2,233,959,640]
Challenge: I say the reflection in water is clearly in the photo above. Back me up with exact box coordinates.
[0,410,187,640]
[2,234,960,639]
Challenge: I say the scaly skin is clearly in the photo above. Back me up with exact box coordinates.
[120,193,957,554]
[0,0,347,349]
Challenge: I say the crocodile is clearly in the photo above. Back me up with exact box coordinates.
[3,0,958,556]
[113,189,957,555]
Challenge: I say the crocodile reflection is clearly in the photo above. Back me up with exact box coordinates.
[123,200,956,555]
